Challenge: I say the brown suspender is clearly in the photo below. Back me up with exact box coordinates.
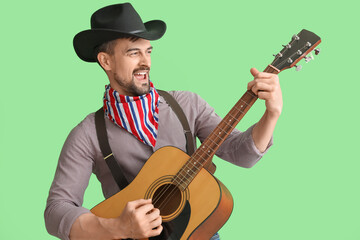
[95,108,129,189]
[158,90,216,174]
[95,90,215,190]
[156,90,195,155]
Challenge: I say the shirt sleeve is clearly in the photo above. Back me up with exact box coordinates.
[193,92,273,168]
[44,119,95,240]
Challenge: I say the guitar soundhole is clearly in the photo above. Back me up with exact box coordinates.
[152,184,181,216]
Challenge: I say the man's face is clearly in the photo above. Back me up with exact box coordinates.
[106,38,153,96]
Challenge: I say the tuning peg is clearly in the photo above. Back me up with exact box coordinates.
[304,52,314,63]
[282,44,291,49]
[292,34,300,41]
[287,58,293,63]
[295,65,302,71]
[273,53,283,58]
[314,48,321,55]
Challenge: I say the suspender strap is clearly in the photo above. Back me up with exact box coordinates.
[95,108,129,189]
[158,90,216,174]
[157,90,195,155]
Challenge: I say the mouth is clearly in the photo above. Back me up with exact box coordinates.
[133,71,148,81]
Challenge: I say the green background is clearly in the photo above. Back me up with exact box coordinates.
[1,0,359,239]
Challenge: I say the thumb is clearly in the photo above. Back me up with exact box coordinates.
[250,68,260,77]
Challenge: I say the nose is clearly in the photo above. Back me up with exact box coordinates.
[139,52,151,68]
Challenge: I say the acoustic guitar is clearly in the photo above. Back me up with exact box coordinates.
[91,29,321,240]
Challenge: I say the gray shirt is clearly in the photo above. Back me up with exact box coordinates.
[44,91,272,240]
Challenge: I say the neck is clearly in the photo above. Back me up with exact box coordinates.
[172,64,280,191]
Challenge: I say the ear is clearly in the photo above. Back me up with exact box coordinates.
[97,52,113,71]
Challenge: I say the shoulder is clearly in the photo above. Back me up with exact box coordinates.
[64,112,97,150]
[70,112,96,135]
[166,90,199,100]
[161,90,207,107]
[76,112,96,133]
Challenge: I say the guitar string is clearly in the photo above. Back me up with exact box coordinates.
[153,80,265,208]
[157,40,306,200]
[152,93,257,208]
[152,114,239,206]
[154,115,244,210]
[271,37,297,66]
[155,66,287,208]
[152,38,306,213]
[152,115,236,208]
[275,45,310,70]
[159,101,248,189]
[272,33,317,70]
[152,131,224,207]
[153,95,257,209]
[153,99,250,205]
[155,90,275,211]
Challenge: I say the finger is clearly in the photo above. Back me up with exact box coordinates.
[257,91,272,100]
[149,224,163,237]
[130,199,152,209]
[254,76,277,85]
[247,80,255,90]
[248,73,276,90]
[250,67,260,77]
[252,82,273,94]
[150,215,162,228]
[136,203,155,215]
[255,72,275,79]
[146,208,161,221]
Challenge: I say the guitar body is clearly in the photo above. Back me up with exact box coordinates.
[91,146,233,240]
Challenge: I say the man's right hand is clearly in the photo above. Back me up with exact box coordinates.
[69,199,162,240]
[111,199,163,239]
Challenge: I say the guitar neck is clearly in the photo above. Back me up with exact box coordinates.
[173,64,280,191]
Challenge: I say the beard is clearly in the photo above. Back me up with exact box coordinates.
[113,72,151,96]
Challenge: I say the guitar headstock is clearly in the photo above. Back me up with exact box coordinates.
[271,29,321,72]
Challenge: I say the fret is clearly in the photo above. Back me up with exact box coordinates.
[245,90,257,98]
[185,161,201,173]
[233,105,246,113]
[194,148,212,161]
[183,164,197,174]
[239,98,250,106]
[228,111,243,121]
[174,171,192,185]
[178,165,197,177]
[171,176,182,185]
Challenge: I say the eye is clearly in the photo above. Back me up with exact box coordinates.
[130,51,139,56]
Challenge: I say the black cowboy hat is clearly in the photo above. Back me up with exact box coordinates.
[73,3,166,62]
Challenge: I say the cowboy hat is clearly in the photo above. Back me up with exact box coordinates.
[73,3,166,62]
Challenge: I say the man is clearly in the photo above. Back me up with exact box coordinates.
[45,3,282,240]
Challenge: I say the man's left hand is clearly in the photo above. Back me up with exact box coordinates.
[248,67,283,118]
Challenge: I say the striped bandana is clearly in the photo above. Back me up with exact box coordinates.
[103,82,160,147]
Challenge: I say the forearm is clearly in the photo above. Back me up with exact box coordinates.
[70,213,123,240]
[252,110,280,152]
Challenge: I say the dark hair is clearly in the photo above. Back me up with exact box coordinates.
[94,35,140,70]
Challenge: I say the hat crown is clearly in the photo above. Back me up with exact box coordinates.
[90,3,146,33]
[74,3,166,62]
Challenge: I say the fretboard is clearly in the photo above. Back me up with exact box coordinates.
[173,65,280,191]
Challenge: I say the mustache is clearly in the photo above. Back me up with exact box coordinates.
[133,66,150,73]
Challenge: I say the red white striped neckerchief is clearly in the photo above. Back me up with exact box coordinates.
[103,82,160,147]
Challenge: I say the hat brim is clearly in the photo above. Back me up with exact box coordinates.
[73,20,166,62]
